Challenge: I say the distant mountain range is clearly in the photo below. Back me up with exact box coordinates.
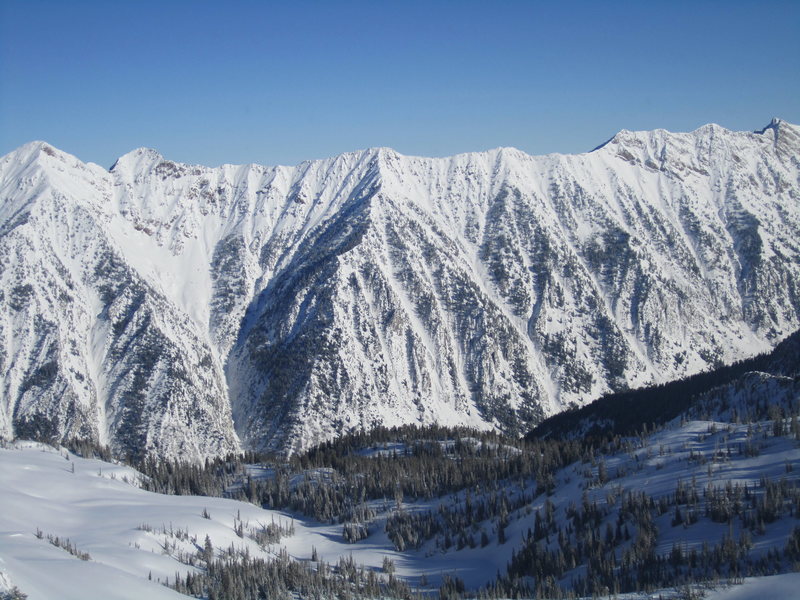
[1,118,799,459]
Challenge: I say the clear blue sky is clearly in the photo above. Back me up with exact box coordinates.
[1,0,798,168]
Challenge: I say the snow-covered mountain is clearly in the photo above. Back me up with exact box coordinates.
[1,119,799,458]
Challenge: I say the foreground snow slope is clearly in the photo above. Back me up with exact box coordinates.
[2,119,800,457]
[2,379,798,599]
[0,442,437,599]
[705,572,800,600]
[0,443,188,599]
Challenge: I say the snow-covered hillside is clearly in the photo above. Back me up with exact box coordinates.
[1,379,798,599]
[0,441,417,600]
[1,119,799,458]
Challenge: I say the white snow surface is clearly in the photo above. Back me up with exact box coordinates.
[704,572,800,599]
[1,119,800,457]
[0,441,398,599]
[0,440,523,598]
[1,391,798,599]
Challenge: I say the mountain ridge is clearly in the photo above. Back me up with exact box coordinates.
[2,119,799,458]
[527,326,800,442]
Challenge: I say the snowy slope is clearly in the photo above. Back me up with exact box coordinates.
[0,442,229,600]
[1,387,798,598]
[0,442,401,599]
[0,441,509,599]
[1,119,800,457]
[705,573,800,600]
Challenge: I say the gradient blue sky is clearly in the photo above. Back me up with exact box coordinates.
[1,0,798,168]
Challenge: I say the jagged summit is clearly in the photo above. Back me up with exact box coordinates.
[2,140,61,159]
[755,117,800,154]
[109,147,165,172]
[756,116,783,134]
[4,118,793,179]
[590,118,795,153]
[1,119,799,459]
[0,141,74,176]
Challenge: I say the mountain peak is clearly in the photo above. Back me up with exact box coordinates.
[754,116,781,137]
[591,121,744,153]
[758,116,782,131]
[109,147,164,173]
[753,117,800,153]
[1,140,69,166]
[0,142,101,191]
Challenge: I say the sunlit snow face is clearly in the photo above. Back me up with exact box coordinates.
[1,120,799,459]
